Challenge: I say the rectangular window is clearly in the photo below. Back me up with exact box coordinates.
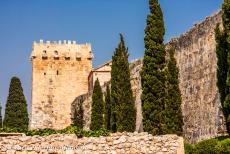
[76,57,81,61]
[65,57,70,60]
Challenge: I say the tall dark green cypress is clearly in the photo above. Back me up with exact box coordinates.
[3,77,29,130]
[90,78,104,130]
[111,34,136,132]
[73,101,84,129]
[104,85,111,130]
[164,47,183,135]
[140,0,167,135]
[222,0,230,134]
[215,25,228,106]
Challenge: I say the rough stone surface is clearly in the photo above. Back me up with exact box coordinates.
[167,11,226,143]
[130,59,143,132]
[0,133,184,154]
[71,92,92,130]
[30,41,93,130]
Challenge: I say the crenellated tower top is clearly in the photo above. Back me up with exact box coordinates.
[30,39,93,61]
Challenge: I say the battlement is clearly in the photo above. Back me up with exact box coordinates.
[33,39,92,45]
[30,40,93,61]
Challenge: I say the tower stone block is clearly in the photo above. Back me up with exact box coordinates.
[30,40,93,130]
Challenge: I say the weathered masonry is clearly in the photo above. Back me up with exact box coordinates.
[167,11,226,143]
[30,40,93,130]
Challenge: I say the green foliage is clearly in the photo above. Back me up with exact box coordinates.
[0,126,110,138]
[111,34,136,132]
[193,138,218,154]
[104,85,111,130]
[90,78,104,131]
[26,128,57,136]
[215,25,228,107]
[72,101,84,129]
[3,77,29,130]
[215,138,230,154]
[140,0,167,135]
[0,127,25,133]
[184,144,195,154]
[184,137,230,154]
[219,0,230,134]
[164,48,183,135]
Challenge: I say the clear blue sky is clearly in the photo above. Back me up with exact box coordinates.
[0,0,223,114]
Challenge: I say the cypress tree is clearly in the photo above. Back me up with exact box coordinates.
[73,101,84,129]
[111,34,136,132]
[3,77,29,130]
[164,47,183,135]
[140,0,167,135]
[222,0,230,134]
[215,25,228,106]
[90,78,104,130]
[104,85,111,130]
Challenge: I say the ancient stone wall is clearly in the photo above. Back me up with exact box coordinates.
[71,92,92,130]
[130,59,143,132]
[167,11,226,143]
[0,133,184,154]
[30,40,93,130]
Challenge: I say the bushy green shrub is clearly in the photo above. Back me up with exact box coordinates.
[0,127,25,133]
[193,138,218,154]
[26,128,57,136]
[185,143,195,154]
[214,138,230,154]
[185,137,230,154]
[0,126,110,138]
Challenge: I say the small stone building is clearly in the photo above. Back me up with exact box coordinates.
[88,60,112,91]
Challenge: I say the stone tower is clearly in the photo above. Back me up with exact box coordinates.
[30,40,93,130]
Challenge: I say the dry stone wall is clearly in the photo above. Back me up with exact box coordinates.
[0,133,184,154]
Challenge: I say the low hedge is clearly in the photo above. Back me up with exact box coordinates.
[0,126,110,137]
[215,138,230,154]
[185,136,230,154]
